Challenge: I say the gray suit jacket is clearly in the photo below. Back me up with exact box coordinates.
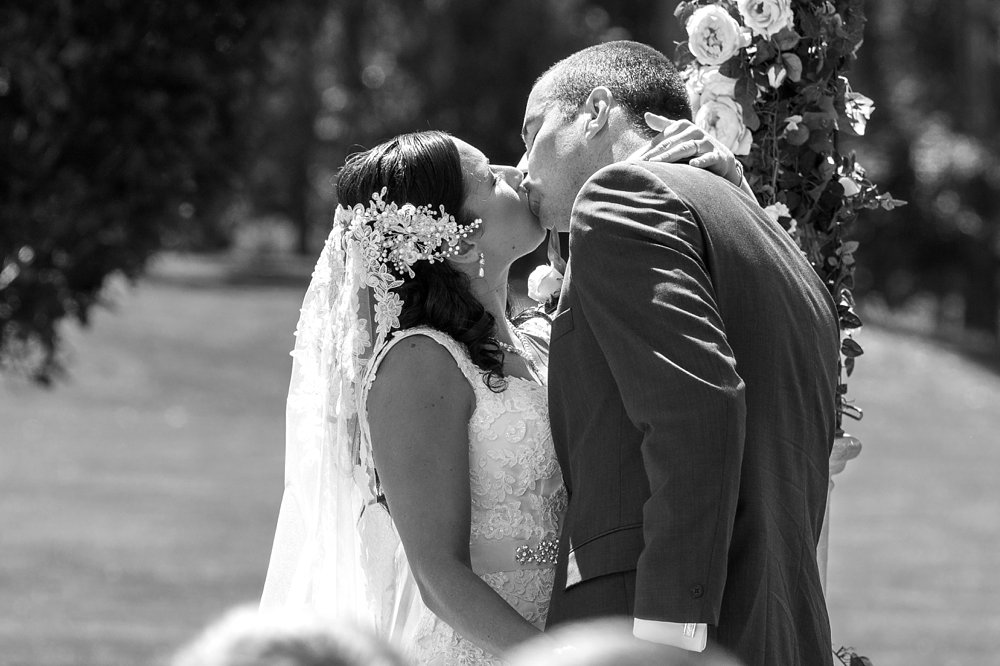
[546,160,837,666]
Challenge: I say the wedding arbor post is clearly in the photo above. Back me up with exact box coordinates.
[817,433,862,591]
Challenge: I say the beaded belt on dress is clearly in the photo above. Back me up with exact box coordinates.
[469,536,560,574]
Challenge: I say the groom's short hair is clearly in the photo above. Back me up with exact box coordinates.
[536,41,691,137]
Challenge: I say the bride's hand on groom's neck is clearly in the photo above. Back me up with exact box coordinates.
[630,114,754,200]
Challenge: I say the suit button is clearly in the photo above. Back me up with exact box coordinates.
[690,584,704,599]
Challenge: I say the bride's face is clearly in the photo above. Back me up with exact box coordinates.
[453,138,546,270]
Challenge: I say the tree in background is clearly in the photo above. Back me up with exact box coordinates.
[5,0,995,385]
[847,0,1000,339]
[0,0,660,383]
[276,0,667,254]
[0,0,289,382]
[197,0,679,271]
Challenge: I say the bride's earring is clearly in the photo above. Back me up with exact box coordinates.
[477,252,486,278]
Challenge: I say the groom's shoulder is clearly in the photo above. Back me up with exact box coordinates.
[633,160,759,217]
[581,160,670,193]
[579,160,731,203]
[636,159,741,195]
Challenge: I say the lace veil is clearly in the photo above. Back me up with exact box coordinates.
[260,191,479,638]
[259,221,406,633]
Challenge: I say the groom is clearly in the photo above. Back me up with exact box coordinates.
[521,42,839,666]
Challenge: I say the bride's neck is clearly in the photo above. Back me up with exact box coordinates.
[470,267,512,337]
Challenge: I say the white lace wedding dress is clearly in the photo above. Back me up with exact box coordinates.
[362,321,565,665]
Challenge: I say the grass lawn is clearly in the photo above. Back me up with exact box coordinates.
[2,255,998,666]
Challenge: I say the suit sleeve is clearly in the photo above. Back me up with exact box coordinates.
[569,162,746,625]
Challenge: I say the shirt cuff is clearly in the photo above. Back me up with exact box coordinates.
[633,618,708,652]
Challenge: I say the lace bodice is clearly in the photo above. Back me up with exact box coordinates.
[364,321,565,665]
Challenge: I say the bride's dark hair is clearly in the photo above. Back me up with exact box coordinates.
[336,130,509,391]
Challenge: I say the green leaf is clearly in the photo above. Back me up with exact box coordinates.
[841,338,864,358]
[735,75,756,104]
[843,90,875,136]
[878,194,907,210]
[841,311,863,329]
[773,27,800,51]
[674,41,694,68]
[734,76,759,129]
[818,94,837,115]
[800,83,824,104]
[753,41,777,65]
[720,57,744,79]
[781,53,803,82]
[674,1,696,24]
[785,125,810,146]
[802,111,837,130]
[798,9,821,37]
[808,132,834,154]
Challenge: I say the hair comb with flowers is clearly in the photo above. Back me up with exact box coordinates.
[334,187,482,345]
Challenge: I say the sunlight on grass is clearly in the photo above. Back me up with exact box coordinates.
[2,261,999,666]
[1,271,299,666]
[827,326,1000,665]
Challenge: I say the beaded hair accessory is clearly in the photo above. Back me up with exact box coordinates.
[334,187,482,348]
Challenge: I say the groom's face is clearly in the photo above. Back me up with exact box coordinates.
[520,80,590,233]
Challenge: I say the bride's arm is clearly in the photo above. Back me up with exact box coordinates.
[367,336,542,655]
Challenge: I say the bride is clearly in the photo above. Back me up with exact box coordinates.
[260,126,743,664]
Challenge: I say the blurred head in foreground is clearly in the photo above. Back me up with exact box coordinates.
[170,605,407,666]
[507,618,743,666]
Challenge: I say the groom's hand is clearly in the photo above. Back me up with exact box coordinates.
[631,114,745,188]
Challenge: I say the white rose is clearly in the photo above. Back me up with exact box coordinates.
[692,67,740,115]
[527,264,563,303]
[684,66,710,113]
[686,67,741,115]
[694,96,753,156]
[686,5,744,66]
[737,0,795,38]
[763,202,791,224]
[702,68,738,99]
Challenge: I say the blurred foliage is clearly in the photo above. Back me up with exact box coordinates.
[251,0,671,252]
[0,0,664,382]
[2,0,997,383]
[847,0,1000,337]
[0,0,296,382]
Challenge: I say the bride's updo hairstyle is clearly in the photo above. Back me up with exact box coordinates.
[336,130,507,391]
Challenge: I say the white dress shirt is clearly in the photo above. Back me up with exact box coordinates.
[633,618,707,652]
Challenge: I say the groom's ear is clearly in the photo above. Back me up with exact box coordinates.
[583,86,615,140]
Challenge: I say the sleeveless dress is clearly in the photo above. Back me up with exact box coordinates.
[362,321,566,665]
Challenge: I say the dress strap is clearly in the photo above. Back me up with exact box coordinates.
[356,327,485,500]
[364,326,485,394]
